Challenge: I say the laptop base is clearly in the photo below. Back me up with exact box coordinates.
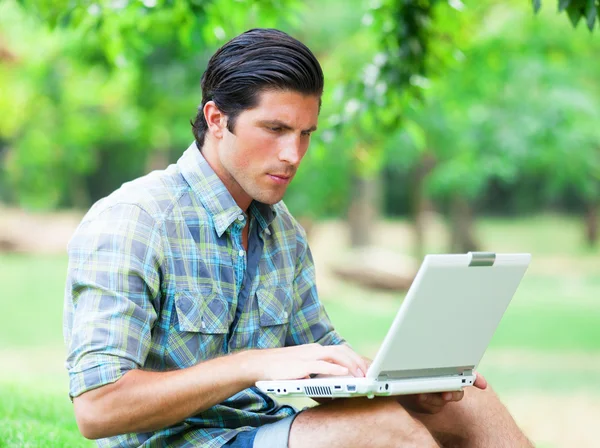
[256,373,476,399]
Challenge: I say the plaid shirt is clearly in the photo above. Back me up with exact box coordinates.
[64,143,344,447]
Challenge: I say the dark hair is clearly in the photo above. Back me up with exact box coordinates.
[191,28,324,149]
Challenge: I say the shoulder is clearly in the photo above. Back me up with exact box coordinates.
[270,201,311,263]
[81,164,188,226]
[68,164,193,258]
[272,201,308,242]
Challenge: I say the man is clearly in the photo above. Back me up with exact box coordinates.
[64,28,533,447]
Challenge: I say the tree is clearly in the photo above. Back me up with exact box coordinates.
[1,0,300,208]
[313,0,470,249]
[413,1,600,249]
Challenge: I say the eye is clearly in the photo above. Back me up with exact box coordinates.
[301,131,313,137]
[268,126,283,133]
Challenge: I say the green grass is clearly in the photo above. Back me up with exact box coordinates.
[0,380,91,448]
[478,214,599,256]
[323,286,600,395]
[323,273,600,354]
[492,301,600,352]
[1,215,599,446]
[2,254,67,347]
[0,254,89,447]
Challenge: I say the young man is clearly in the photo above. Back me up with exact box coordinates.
[64,29,533,448]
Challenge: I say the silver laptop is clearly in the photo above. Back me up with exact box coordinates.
[256,252,531,399]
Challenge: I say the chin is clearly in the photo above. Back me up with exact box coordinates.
[254,192,285,205]
[257,197,284,206]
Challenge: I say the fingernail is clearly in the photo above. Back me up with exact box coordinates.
[356,368,364,377]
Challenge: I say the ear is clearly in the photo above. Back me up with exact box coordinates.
[203,101,227,140]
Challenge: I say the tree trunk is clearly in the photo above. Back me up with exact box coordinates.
[348,174,379,248]
[69,176,91,209]
[410,154,436,259]
[585,201,598,247]
[449,196,479,253]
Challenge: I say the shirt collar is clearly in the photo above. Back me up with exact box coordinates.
[177,142,276,237]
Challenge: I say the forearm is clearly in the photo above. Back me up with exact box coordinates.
[74,350,257,439]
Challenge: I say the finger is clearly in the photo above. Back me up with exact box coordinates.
[295,344,355,373]
[419,393,447,408]
[303,343,363,373]
[474,372,488,390]
[337,345,370,377]
[321,345,366,377]
[451,390,464,402]
[416,395,446,414]
[317,346,364,377]
[317,348,356,375]
[307,360,350,377]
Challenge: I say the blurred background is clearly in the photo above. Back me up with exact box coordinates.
[1,0,599,446]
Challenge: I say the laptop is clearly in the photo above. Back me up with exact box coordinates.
[256,252,531,399]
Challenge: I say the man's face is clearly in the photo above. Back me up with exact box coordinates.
[213,90,320,209]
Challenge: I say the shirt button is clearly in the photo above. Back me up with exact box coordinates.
[201,320,206,330]
[237,214,245,222]
[238,249,245,257]
[283,311,289,319]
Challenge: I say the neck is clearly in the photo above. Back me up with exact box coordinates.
[199,138,252,211]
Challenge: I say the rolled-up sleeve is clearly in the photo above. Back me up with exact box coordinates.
[63,203,163,398]
[285,230,345,348]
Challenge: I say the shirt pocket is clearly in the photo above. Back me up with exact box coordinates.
[255,287,293,349]
[167,288,230,366]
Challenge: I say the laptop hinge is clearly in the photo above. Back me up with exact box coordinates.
[376,366,475,381]
[469,252,496,267]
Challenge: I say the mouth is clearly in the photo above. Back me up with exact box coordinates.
[267,173,292,185]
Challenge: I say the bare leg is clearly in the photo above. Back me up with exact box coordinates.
[410,386,534,448]
[289,396,440,448]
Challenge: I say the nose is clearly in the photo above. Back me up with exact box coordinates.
[278,134,305,166]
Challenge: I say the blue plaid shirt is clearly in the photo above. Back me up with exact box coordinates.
[64,143,344,447]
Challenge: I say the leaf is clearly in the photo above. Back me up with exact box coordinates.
[403,119,427,152]
[533,0,542,13]
[559,0,572,11]
[586,0,597,30]
[566,4,584,26]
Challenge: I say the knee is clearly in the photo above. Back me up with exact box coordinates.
[370,399,440,447]
[291,398,439,448]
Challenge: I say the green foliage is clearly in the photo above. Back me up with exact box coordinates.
[16,0,301,62]
[2,0,600,219]
[323,0,443,177]
[0,0,301,209]
[399,1,600,206]
[288,0,466,214]
[534,0,600,31]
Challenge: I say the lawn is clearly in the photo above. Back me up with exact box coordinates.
[1,215,599,447]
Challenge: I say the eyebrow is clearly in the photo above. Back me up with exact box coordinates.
[258,119,317,133]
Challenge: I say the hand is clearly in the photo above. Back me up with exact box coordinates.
[245,343,369,383]
[398,372,488,415]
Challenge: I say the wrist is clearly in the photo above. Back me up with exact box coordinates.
[234,349,263,386]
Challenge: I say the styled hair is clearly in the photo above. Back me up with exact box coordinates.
[191,28,324,149]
